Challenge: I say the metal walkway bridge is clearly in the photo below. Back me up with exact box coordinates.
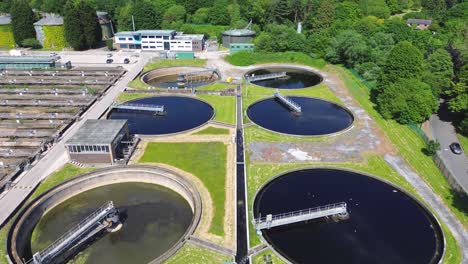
[274,90,302,113]
[246,72,287,82]
[179,68,219,78]
[112,103,165,114]
[29,201,117,264]
[254,202,348,230]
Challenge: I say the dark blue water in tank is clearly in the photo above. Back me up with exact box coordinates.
[254,169,443,264]
[108,96,213,135]
[247,97,353,136]
[247,68,322,89]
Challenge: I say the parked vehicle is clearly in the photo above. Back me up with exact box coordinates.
[106,59,113,64]
[449,142,463,155]
[123,58,130,64]
[107,53,113,58]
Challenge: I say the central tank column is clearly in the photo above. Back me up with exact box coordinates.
[235,84,249,264]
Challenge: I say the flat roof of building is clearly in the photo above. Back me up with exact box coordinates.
[66,119,127,145]
[0,15,11,25]
[115,30,176,37]
[34,14,64,26]
[174,34,205,41]
[407,19,432,25]
[0,56,55,63]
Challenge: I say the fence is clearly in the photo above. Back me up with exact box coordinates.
[350,68,466,195]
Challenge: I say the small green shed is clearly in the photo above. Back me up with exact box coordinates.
[230,43,254,55]
[176,52,195,59]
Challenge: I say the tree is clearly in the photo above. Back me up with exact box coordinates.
[385,0,400,14]
[383,19,413,43]
[117,1,161,31]
[422,0,446,18]
[191,7,210,24]
[64,0,86,50]
[380,41,423,86]
[335,1,362,22]
[41,0,67,14]
[270,0,291,24]
[446,65,468,113]
[326,30,369,67]
[10,0,36,45]
[209,0,230,25]
[376,78,438,124]
[0,0,13,12]
[361,0,391,18]
[79,1,102,49]
[163,5,186,24]
[307,0,335,33]
[423,49,454,95]
[229,0,241,27]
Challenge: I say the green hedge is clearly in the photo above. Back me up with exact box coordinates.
[43,25,66,50]
[0,25,15,48]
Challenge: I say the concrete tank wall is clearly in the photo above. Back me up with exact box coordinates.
[8,165,202,264]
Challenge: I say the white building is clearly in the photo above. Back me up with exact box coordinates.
[114,30,205,52]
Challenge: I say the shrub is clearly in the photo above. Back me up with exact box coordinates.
[423,140,440,156]
[106,38,114,51]
[21,38,42,49]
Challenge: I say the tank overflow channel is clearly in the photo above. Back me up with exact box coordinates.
[254,202,349,232]
[29,201,121,264]
[111,102,166,115]
[273,90,302,113]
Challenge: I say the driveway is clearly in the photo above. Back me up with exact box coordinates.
[430,101,468,194]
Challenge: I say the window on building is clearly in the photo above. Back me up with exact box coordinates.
[163,36,169,40]
[150,46,156,48]
[149,36,155,39]
[128,37,133,41]
[104,146,109,152]
[120,44,128,49]
[156,36,162,38]
[142,36,148,38]
[185,41,190,44]
[143,46,148,48]
[118,37,126,41]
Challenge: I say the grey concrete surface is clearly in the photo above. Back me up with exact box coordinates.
[0,52,151,226]
[430,112,468,194]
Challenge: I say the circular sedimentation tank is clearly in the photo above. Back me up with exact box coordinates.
[7,166,202,264]
[253,168,444,264]
[141,67,219,88]
[247,96,354,136]
[108,96,214,135]
[245,66,323,89]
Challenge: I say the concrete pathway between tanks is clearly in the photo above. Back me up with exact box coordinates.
[0,53,151,227]
[384,154,468,263]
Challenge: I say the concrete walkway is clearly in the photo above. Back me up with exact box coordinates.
[385,155,468,263]
[187,236,236,256]
[430,105,468,194]
[0,53,151,227]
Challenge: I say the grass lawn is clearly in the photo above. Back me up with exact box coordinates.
[0,164,94,264]
[127,58,207,90]
[456,133,468,156]
[334,66,468,229]
[193,126,230,135]
[227,51,327,69]
[139,142,227,236]
[196,83,234,91]
[197,94,236,125]
[165,243,232,264]
[252,249,286,264]
[245,155,461,264]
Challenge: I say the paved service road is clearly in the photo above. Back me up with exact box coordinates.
[430,102,468,194]
[0,52,151,227]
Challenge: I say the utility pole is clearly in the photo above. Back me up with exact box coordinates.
[131,15,135,31]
